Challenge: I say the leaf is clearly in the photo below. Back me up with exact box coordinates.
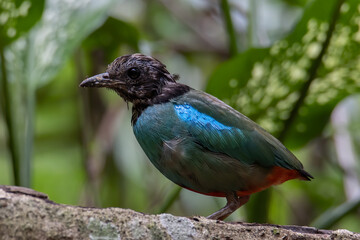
[83,17,140,62]
[206,0,360,148]
[312,95,360,228]
[1,0,117,186]
[29,0,118,88]
[0,0,45,47]
[311,195,360,229]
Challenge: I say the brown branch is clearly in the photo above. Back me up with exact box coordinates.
[0,185,358,239]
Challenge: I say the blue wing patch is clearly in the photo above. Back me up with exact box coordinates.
[174,104,233,131]
[171,92,305,169]
[173,104,262,165]
[174,104,246,141]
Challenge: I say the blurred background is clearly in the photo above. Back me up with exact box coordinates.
[1,0,360,232]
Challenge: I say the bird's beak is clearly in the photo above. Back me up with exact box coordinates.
[79,73,125,88]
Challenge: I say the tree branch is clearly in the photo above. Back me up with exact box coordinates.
[0,185,358,239]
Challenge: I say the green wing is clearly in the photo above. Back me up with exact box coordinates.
[172,89,304,170]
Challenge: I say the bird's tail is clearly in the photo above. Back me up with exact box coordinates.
[298,169,314,181]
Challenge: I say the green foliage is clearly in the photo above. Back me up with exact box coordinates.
[0,0,44,187]
[0,0,45,47]
[207,0,360,224]
[312,195,360,229]
[0,0,117,186]
[83,17,140,62]
[220,0,238,56]
[311,94,360,229]
[207,0,360,148]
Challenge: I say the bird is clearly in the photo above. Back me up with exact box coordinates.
[80,53,313,220]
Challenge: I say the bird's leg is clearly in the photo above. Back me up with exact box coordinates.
[207,193,250,220]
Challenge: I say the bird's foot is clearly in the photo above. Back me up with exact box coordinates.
[207,193,249,221]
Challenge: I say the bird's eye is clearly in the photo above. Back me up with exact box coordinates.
[127,67,140,79]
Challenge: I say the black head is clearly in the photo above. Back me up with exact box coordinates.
[80,53,179,103]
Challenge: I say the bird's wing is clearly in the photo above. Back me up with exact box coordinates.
[171,89,304,170]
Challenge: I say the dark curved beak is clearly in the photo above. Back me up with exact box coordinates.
[79,73,125,88]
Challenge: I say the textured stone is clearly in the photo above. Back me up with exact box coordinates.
[0,186,359,240]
